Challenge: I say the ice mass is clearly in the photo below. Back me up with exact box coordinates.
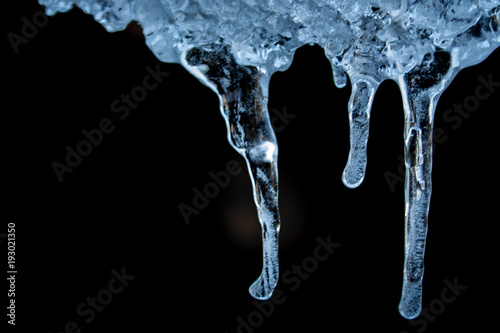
[38,0,500,319]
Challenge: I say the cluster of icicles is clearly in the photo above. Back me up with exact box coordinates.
[39,0,500,319]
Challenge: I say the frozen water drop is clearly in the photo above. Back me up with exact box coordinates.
[331,64,348,89]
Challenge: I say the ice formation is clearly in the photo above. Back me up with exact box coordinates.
[38,0,500,319]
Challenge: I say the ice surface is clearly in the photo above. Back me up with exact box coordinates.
[38,0,500,319]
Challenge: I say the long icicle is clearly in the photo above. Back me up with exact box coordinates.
[397,77,437,320]
[396,48,454,319]
[182,44,280,300]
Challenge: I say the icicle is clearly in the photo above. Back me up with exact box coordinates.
[397,81,437,320]
[342,78,378,188]
[182,44,280,300]
[37,0,500,318]
[397,49,452,319]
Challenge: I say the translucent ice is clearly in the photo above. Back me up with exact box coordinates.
[38,0,500,319]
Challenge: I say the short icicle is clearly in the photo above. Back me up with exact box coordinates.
[342,78,378,188]
[182,44,280,300]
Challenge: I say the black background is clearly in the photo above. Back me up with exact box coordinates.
[3,1,499,332]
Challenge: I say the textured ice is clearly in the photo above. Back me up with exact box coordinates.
[38,0,500,319]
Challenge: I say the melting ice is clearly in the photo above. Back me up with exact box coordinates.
[38,0,500,319]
